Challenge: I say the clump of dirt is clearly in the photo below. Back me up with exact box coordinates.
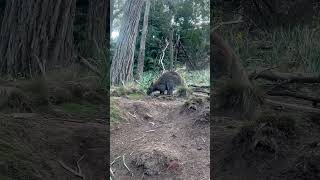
[182,96,205,111]
[213,94,320,180]
[281,154,320,180]
[133,147,180,176]
[214,79,264,119]
[0,86,32,113]
[232,113,297,160]
[176,86,192,97]
[181,96,210,126]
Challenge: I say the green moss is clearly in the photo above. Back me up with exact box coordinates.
[60,103,98,115]
[127,93,144,100]
[0,175,13,180]
[110,103,122,124]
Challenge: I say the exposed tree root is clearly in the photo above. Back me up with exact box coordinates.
[265,99,320,115]
[267,90,320,106]
[253,70,320,83]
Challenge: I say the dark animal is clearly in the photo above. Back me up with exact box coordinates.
[147,71,183,95]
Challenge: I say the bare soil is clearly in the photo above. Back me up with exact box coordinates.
[110,94,210,180]
[212,83,320,180]
[0,77,108,180]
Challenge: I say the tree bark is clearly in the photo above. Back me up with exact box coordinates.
[0,0,76,77]
[135,0,151,81]
[265,99,320,115]
[111,0,144,85]
[212,31,260,120]
[169,26,174,71]
[86,0,108,59]
[110,0,114,33]
[212,31,252,87]
[0,0,5,28]
[267,90,320,105]
[252,70,320,83]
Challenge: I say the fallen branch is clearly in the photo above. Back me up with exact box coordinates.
[265,99,320,115]
[188,84,210,88]
[122,154,133,176]
[249,66,280,80]
[110,168,115,179]
[78,55,101,76]
[159,39,169,72]
[111,156,121,165]
[267,90,320,105]
[57,159,85,179]
[192,89,210,95]
[213,16,244,31]
[33,54,47,79]
[253,70,320,83]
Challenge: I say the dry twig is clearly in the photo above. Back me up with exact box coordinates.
[122,154,133,176]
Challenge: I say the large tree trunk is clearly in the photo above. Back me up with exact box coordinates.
[111,0,144,85]
[135,0,151,80]
[0,0,5,28]
[212,31,251,86]
[0,0,76,77]
[212,31,261,119]
[86,0,108,59]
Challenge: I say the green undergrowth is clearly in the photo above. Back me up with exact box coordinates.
[111,69,210,97]
[219,26,320,75]
[110,98,123,124]
[60,102,98,116]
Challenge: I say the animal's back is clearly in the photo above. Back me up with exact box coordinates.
[148,71,183,95]
[156,71,182,85]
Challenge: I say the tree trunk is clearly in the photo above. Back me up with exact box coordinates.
[110,0,114,33]
[169,26,174,71]
[86,0,107,59]
[0,0,5,28]
[111,0,144,85]
[135,0,151,81]
[0,0,76,77]
[212,31,251,87]
[212,31,261,119]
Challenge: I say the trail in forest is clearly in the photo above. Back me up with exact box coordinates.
[110,95,210,180]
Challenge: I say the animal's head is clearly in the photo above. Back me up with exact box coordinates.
[147,82,154,95]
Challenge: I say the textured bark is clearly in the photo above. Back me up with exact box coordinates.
[212,31,251,87]
[111,0,144,85]
[0,0,76,77]
[252,70,320,83]
[0,0,5,28]
[86,0,108,59]
[135,0,151,80]
[169,27,174,71]
[110,0,114,32]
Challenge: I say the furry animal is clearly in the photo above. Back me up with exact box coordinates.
[147,71,183,95]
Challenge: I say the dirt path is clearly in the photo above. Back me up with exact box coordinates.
[111,95,210,179]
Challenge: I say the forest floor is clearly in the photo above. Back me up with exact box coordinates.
[0,75,108,180]
[110,90,210,179]
[212,81,320,180]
